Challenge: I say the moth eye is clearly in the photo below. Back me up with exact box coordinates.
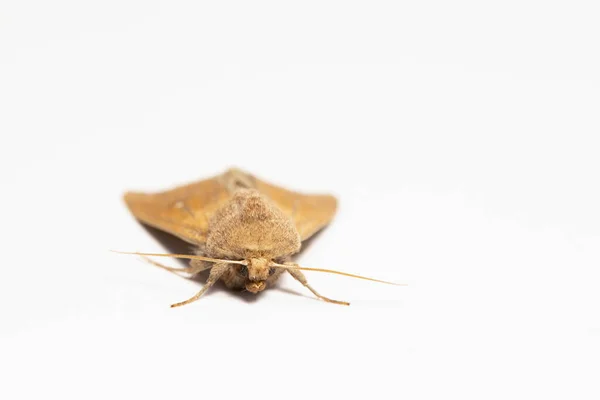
[239,266,248,277]
[269,267,276,276]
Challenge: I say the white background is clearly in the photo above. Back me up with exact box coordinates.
[1,1,599,399]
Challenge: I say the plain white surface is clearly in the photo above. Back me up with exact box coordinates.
[1,1,599,399]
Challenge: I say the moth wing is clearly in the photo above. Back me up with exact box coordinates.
[254,177,338,241]
[124,176,232,245]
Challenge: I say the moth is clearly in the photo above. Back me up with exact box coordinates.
[120,168,401,307]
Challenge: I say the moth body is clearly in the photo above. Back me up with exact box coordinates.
[200,188,301,293]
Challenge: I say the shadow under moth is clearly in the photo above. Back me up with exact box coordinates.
[119,168,403,307]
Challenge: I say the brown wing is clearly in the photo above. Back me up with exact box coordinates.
[124,168,337,244]
[123,176,231,245]
[252,174,338,241]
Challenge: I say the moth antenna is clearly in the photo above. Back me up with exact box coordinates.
[270,262,406,286]
[111,250,248,265]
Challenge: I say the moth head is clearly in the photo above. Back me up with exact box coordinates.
[206,189,301,260]
[238,257,278,293]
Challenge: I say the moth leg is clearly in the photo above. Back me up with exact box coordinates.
[141,256,210,277]
[286,266,350,306]
[170,262,230,308]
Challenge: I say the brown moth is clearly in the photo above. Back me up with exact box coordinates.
[120,168,402,307]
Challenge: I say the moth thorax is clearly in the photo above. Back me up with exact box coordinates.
[205,188,302,260]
